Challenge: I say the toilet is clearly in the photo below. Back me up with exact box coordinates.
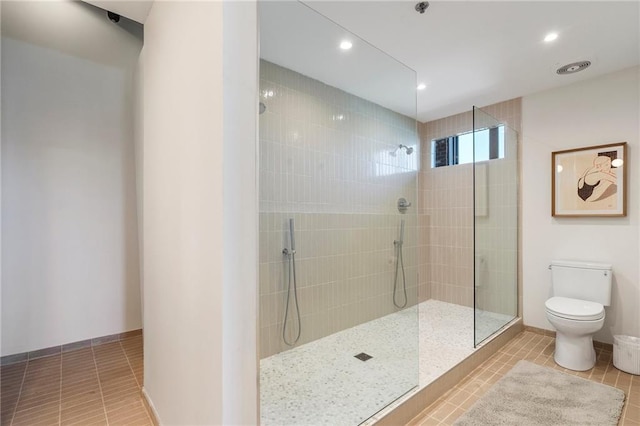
[545,260,612,371]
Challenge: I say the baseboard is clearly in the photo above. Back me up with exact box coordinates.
[142,387,162,426]
[524,325,613,351]
[523,325,556,337]
[1,329,143,365]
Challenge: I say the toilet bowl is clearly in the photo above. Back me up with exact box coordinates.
[546,260,612,371]
[545,296,605,371]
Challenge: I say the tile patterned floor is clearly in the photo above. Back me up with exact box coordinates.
[408,331,640,426]
[4,330,636,426]
[0,335,152,426]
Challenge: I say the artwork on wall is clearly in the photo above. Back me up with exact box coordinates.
[552,142,627,217]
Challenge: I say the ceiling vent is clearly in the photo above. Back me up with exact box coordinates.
[556,61,591,75]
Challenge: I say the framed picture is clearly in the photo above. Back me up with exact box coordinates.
[552,142,627,217]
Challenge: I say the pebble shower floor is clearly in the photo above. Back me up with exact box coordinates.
[260,299,511,425]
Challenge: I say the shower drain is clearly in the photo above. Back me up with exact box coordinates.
[354,352,373,361]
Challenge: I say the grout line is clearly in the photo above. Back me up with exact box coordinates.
[118,341,140,388]
[587,347,600,380]
[9,361,29,426]
[451,389,475,411]
[589,348,613,383]
[616,369,632,421]
[119,340,153,425]
[91,345,110,426]
[604,358,620,386]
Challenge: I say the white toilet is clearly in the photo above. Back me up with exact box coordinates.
[545,260,612,371]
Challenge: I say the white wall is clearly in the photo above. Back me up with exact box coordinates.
[222,3,258,422]
[143,1,258,424]
[522,66,640,344]
[1,1,143,356]
[135,47,144,325]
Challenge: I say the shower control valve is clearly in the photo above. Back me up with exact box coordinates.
[282,248,296,256]
[397,197,412,214]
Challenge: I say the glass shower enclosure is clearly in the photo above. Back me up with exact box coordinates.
[473,106,519,345]
[258,2,419,425]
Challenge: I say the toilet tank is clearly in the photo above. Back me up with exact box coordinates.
[551,260,613,306]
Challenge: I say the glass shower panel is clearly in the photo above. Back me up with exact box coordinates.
[473,106,518,346]
[258,2,419,425]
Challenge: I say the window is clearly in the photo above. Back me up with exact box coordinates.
[431,126,504,168]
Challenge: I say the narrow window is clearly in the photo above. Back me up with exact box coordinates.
[431,125,504,168]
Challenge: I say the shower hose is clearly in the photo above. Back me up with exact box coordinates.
[282,248,301,345]
[393,238,408,309]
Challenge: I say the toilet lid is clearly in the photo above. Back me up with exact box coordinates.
[545,297,604,321]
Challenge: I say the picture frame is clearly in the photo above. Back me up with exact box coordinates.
[552,142,627,217]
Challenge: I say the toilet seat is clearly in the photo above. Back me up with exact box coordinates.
[545,296,604,321]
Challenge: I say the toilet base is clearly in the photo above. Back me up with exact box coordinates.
[554,331,596,371]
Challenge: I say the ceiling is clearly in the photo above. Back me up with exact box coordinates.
[83,0,152,24]
[264,1,640,122]
[79,1,639,123]
[3,1,142,69]
[260,1,417,118]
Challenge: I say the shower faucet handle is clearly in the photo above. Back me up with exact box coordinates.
[397,197,412,213]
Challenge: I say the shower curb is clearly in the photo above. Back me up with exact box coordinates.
[373,318,524,426]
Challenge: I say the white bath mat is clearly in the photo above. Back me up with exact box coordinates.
[454,360,625,426]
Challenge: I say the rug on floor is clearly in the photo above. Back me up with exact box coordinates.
[454,360,625,426]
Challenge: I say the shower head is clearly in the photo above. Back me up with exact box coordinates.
[390,144,413,156]
[392,144,414,155]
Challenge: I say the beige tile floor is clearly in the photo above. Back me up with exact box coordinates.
[0,335,152,426]
[408,331,640,426]
[2,331,638,426]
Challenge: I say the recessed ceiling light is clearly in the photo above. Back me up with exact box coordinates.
[544,32,558,42]
[339,40,353,50]
[417,83,427,90]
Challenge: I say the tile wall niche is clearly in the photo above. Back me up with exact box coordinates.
[417,98,521,317]
[259,60,419,359]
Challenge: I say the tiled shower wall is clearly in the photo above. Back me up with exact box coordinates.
[417,98,521,316]
[259,61,419,358]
